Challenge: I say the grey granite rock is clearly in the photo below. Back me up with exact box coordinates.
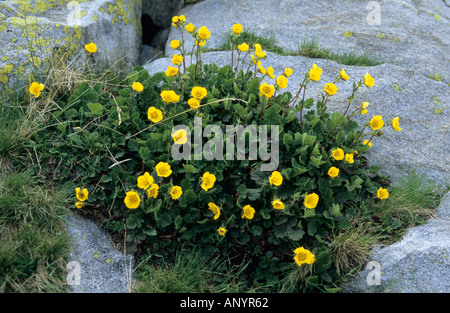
[65,214,134,293]
[341,192,450,293]
[144,50,449,186]
[165,0,450,83]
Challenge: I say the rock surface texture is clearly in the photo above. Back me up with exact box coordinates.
[65,214,134,293]
[0,0,141,93]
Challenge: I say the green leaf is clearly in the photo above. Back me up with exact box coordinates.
[87,102,104,115]
[343,120,359,133]
[126,214,143,230]
[174,215,183,230]
[286,228,305,241]
[251,225,263,236]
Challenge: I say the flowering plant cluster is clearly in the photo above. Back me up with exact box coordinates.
[48,19,400,290]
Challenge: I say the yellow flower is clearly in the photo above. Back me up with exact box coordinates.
[217,227,227,236]
[304,193,319,209]
[324,83,337,96]
[364,73,375,87]
[269,171,283,186]
[265,66,274,79]
[201,172,216,191]
[361,102,369,114]
[392,117,401,131]
[185,23,195,33]
[155,162,172,177]
[172,15,185,27]
[132,81,144,92]
[238,43,249,52]
[124,190,140,209]
[345,153,354,164]
[170,39,180,49]
[232,23,243,35]
[309,64,322,82]
[284,67,293,77]
[254,43,266,58]
[172,54,183,65]
[257,63,266,75]
[272,199,285,210]
[178,15,186,22]
[173,129,188,145]
[195,39,206,47]
[75,187,89,202]
[84,42,97,54]
[198,26,211,40]
[259,82,275,98]
[147,106,163,123]
[188,98,200,109]
[137,172,154,190]
[75,202,85,209]
[241,204,255,220]
[160,90,180,103]
[328,166,339,178]
[331,148,344,161]
[363,140,373,148]
[377,187,389,200]
[294,247,315,266]
[29,82,45,98]
[276,75,288,89]
[340,68,350,80]
[147,184,159,199]
[165,66,178,77]
[369,115,384,130]
[191,86,207,100]
[208,203,221,219]
[170,186,183,200]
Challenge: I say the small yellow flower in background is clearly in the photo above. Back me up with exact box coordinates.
[165,66,178,77]
[294,247,315,266]
[369,115,384,130]
[137,172,154,190]
[259,82,275,98]
[160,90,180,103]
[340,68,350,80]
[29,82,45,98]
[171,54,183,65]
[363,139,373,148]
[173,129,188,145]
[148,106,163,123]
[201,172,216,191]
[266,66,275,79]
[195,39,206,47]
[284,67,293,77]
[232,23,243,35]
[155,162,172,177]
[84,42,97,54]
[208,203,221,219]
[170,39,180,49]
[238,43,249,52]
[324,83,337,96]
[345,153,354,164]
[364,73,375,87]
[276,75,288,89]
[242,204,255,220]
[361,102,369,115]
[76,187,89,202]
[331,148,345,161]
[132,81,144,92]
[304,193,319,209]
[191,86,208,100]
[269,170,283,186]
[217,227,227,236]
[272,199,285,210]
[309,64,322,82]
[172,15,185,27]
[198,26,211,40]
[257,62,266,75]
[188,98,200,109]
[124,190,140,209]
[377,187,389,200]
[392,116,401,131]
[170,186,183,200]
[178,15,186,22]
[328,166,340,178]
[185,23,195,33]
[147,184,159,199]
[254,43,266,58]
[75,202,85,209]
